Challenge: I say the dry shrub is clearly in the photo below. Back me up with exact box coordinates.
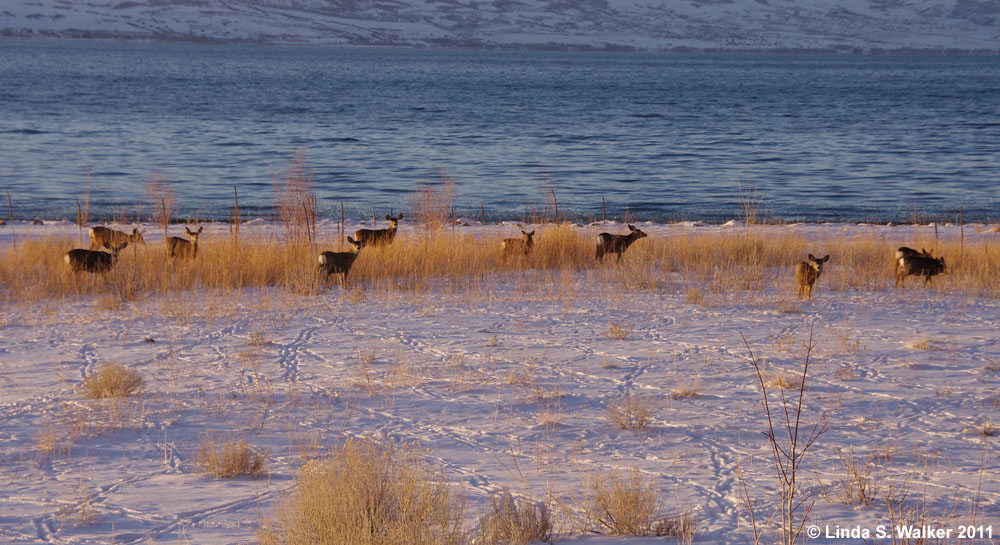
[671,379,701,399]
[967,419,1000,438]
[34,423,63,457]
[79,363,144,399]
[606,394,656,431]
[765,369,802,390]
[259,438,466,545]
[604,321,633,340]
[197,436,269,478]
[833,448,886,506]
[275,149,317,243]
[655,510,698,544]
[476,488,552,545]
[588,468,658,536]
[410,171,454,229]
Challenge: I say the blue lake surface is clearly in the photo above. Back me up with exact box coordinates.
[1,40,998,223]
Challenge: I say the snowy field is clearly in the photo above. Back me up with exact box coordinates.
[1,220,998,544]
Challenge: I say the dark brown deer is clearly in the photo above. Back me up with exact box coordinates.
[595,224,647,263]
[65,242,128,273]
[794,253,829,299]
[166,226,202,259]
[896,253,946,288]
[502,230,535,257]
[88,226,145,251]
[354,214,402,249]
[318,237,363,286]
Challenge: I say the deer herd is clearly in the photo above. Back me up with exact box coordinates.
[62,217,949,296]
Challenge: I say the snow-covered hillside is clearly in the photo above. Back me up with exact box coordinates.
[2,0,998,51]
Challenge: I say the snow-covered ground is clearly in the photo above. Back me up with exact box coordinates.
[1,220,998,544]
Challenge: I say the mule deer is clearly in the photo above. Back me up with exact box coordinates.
[896,253,945,288]
[794,253,829,299]
[502,230,535,257]
[89,226,146,251]
[318,237,362,286]
[596,224,647,263]
[895,246,932,261]
[354,214,402,249]
[65,242,128,273]
[166,226,202,259]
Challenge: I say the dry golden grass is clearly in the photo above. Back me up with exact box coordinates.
[670,379,701,399]
[259,438,466,545]
[79,363,144,399]
[604,321,633,340]
[764,369,803,391]
[3,224,999,307]
[476,488,552,545]
[587,468,658,536]
[196,436,269,478]
[606,394,656,431]
[830,448,887,506]
[654,510,698,544]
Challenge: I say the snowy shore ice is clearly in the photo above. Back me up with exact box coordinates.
[1,221,998,544]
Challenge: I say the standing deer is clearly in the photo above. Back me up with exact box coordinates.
[895,246,932,261]
[88,226,146,251]
[318,237,363,286]
[896,253,945,288]
[166,226,203,259]
[65,242,128,273]
[794,253,830,299]
[595,224,647,263]
[354,214,402,249]
[502,230,535,258]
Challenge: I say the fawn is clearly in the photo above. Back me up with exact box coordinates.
[318,237,363,286]
[502,230,535,257]
[65,242,128,273]
[794,253,829,299]
[166,226,203,259]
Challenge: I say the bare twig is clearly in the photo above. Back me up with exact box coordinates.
[741,327,827,545]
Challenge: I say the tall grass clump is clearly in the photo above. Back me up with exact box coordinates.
[275,149,318,243]
[79,363,144,399]
[196,435,269,478]
[146,174,174,239]
[587,468,658,535]
[605,394,656,431]
[259,439,466,545]
[476,488,552,545]
[410,171,454,230]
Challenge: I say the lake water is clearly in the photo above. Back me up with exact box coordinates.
[1,40,998,224]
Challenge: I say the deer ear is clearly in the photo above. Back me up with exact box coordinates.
[808,253,816,260]
[386,215,392,220]
[197,226,204,234]
[821,255,830,262]
[628,224,636,231]
[528,230,535,236]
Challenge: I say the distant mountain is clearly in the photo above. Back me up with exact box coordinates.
[2,0,998,51]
